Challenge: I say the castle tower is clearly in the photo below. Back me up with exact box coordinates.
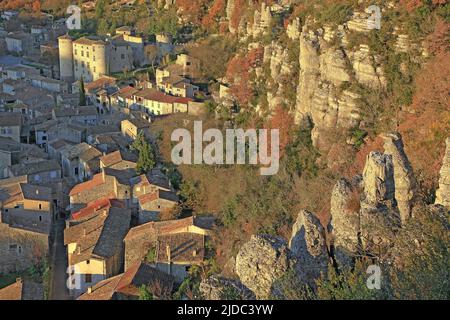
[58,34,74,83]
[93,42,108,80]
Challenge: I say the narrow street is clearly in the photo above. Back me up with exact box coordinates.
[49,218,71,300]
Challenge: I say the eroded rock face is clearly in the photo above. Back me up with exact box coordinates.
[362,151,395,206]
[290,210,330,286]
[360,151,400,249]
[382,133,417,224]
[199,275,255,300]
[436,137,450,209]
[330,178,361,268]
[235,235,296,299]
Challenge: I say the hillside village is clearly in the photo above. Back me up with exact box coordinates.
[0,1,216,300]
[0,0,449,301]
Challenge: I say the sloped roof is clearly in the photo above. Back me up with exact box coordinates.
[0,279,43,300]
[64,207,131,265]
[138,189,178,205]
[69,173,104,196]
[156,232,205,265]
[124,216,195,241]
[9,160,60,176]
[71,196,123,221]
[77,262,174,300]
[100,150,137,168]
[77,275,122,300]
[0,112,22,126]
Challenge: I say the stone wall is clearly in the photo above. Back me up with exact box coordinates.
[0,223,49,274]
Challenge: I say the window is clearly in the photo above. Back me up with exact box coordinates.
[121,54,125,60]
[39,215,42,221]
[38,204,42,210]
[85,274,92,283]
[50,171,57,178]
[74,49,77,56]
[81,51,84,57]
[86,260,90,265]
[86,52,89,58]
[34,175,41,182]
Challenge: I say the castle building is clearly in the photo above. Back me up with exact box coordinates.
[58,30,145,83]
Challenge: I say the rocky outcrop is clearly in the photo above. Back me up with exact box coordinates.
[436,137,450,208]
[199,275,255,300]
[289,210,330,286]
[294,24,362,152]
[286,18,301,40]
[293,17,389,155]
[360,151,400,250]
[330,177,361,267]
[350,45,387,89]
[382,133,417,224]
[362,151,396,207]
[235,235,296,299]
[249,2,272,38]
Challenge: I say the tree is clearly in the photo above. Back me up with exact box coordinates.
[139,285,153,300]
[95,0,106,20]
[132,131,156,175]
[97,19,110,36]
[79,77,86,106]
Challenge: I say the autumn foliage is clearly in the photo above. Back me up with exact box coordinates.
[226,47,264,106]
[201,0,226,28]
[265,105,295,157]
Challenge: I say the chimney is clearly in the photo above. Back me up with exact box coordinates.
[77,246,81,254]
[87,286,92,294]
[16,277,22,283]
[83,228,86,236]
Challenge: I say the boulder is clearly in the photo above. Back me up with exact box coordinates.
[235,235,296,299]
[199,275,255,300]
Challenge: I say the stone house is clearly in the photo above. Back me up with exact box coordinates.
[5,32,32,55]
[0,183,54,233]
[64,207,131,298]
[0,112,22,143]
[47,122,87,144]
[0,278,44,300]
[0,137,21,179]
[68,169,135,213]
[52,107,98,125]
[132,88,192,115]
[7,160,61,186]
[47,139,74,161]
[6,160,63,210]
[78,146,103,182]
[99,150,137,171]
[34,120,58,149]
[137,189,178,224]
[123,216,213,282]
[77,261,174,300]
[60,143,93,179]
[0,182,53,274]
[120,118,150,140]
